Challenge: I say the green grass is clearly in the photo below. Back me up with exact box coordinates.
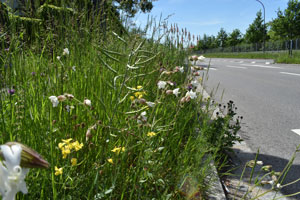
[202,51,300,64]
[0,2,244,199]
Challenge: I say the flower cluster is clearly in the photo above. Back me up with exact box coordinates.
[58,138,84,159]
[48,93,91,108]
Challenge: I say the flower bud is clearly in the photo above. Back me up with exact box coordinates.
[3,142,50,168]
[57,95,67,102]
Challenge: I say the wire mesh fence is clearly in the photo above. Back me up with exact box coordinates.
[195,38,300,54]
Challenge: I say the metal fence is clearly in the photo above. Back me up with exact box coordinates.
[196,38,300,54]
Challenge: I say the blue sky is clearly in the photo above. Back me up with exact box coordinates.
[134,0,290,38]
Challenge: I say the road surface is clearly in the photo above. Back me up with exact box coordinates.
[198,58,300,199]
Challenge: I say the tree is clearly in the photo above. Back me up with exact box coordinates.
[115,0,154,17]
[245,11,267,44]
[216,28,228,47]
[270,0,300,40]
[228,29,243,47]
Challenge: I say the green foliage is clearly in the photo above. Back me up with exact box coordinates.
[270,0,300,40]
[228,29,243,47]
[216,28,228,48]
[245,11,267,44]
[203,51,300,64]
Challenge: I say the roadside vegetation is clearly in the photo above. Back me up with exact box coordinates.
[203,51,300,64]
[0,1,245,199]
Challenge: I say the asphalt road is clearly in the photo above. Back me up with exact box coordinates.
[198,58,300,199]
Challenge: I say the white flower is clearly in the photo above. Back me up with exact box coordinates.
[49,96,59,107]
[256,161,263,165]
[179,67,184,73]
[63,48,69,55]
[185,90,197,99]
[173,88,180,97]
[138,111,147,124]
[157,81,167,89]
[83,99,91,106]
[56,56,61,60]
[191,80,198,87]
[72,66,76,71]
[146,102,155,107]
[0,144,29,200]
[198,55,205,61]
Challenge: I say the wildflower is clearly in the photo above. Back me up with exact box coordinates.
[31,72,36,76]
[57,56,61,60]
[185,90,197,99]
[0,144,30,199]
[137,86,143,89]
[57,95,67,102]
[111,147,125,154]
[49,96,59,107]
[8,89,15,95]
[147,132,156,137]
[157,81,167,89]
[63,48,69,56]
[146,102,155,108]
[198,55,205,61]
[173,88,180,97]
[256,161,263,165]
[134,91,144,99]
[167,81,174,86]
[4,142,49,169]
[62,147,71,159]
[166,90,173,95]
[83,99,91,106]
[140,111,147,121]
[130,96,135,101]
[54,166,63,176]
[107,158,113,164]
[61,138,73,144]
[72,66,76,71]
[64,93,74,100]
[72,141,83,151]
[71,158,77,166]
[179,66,184,73]
[191,80,198,87]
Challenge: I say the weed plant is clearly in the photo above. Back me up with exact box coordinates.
[0,1,247,199]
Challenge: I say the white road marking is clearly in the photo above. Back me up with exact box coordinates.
[280,72,300,76]
[225,65,247,69]
[239,61,244,63]
[207,68,217,71]
[292,129,300,136]
[251,61,256,64]
[241,64,282,69]
[265,62,270,65]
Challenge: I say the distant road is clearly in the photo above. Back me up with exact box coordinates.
[199,58,300,199]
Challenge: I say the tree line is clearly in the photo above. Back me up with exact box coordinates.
[195,0,300,52]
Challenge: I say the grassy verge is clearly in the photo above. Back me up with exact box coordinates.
[0,3,245,199]
[202,51,300,64]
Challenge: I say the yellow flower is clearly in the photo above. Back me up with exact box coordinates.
[62,147,71,159]
[62,138,73,144]
[72,141,84,151]
[55,166,63,176]
[147,132,156,137]
[58,142,65,149]
[137,85,143,89]
[130,96,135,101]
[111,146,125,154]
[107,158,113,164]
[111,147,121,154]
[71,158,77,166]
